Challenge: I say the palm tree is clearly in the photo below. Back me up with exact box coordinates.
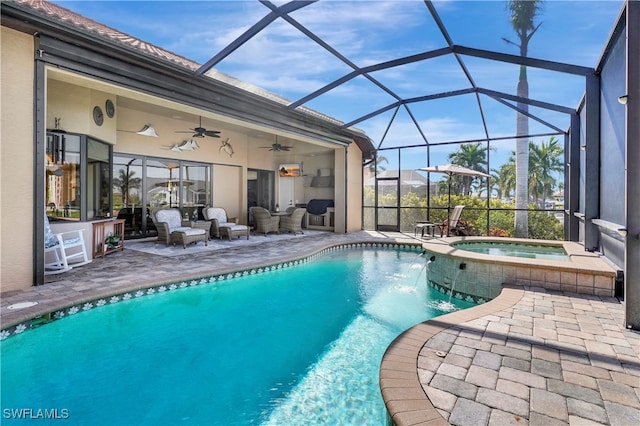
[491,162,516,201]
[448,142,489,196]
[364,153,389,175]
[504,0,543,237]
[529,137,563,207]
[113,168,141,208]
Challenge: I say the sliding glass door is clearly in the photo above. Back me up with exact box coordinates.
[113,155,211,239]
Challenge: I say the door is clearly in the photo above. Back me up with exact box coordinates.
[376,177,400,232]
[278,176,294,211]
[248,169,274,224]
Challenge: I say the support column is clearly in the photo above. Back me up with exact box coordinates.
[566,114,581,241]
[583,73,601,251]
[34,46,47,286]
[625,0,640,330]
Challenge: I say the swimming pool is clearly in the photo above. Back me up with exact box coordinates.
[1,245,474,425]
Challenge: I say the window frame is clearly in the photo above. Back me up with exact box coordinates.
[46,131,113,222]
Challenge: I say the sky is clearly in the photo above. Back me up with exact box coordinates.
[52,0,624,176]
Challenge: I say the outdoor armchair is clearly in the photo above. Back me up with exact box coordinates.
[151,208,208,249]
[202,207,250,240]
[279,208,306,235]
[250,206,280,236]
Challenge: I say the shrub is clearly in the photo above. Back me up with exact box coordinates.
[488,227,511,237]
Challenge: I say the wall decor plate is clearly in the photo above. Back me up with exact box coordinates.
[93,106,104,126]
[105,99,115,118]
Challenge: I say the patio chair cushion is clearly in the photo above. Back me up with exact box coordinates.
[155,209,183,231]
[45,218,58,248]
[203,207,227,223]
[173,227,206,236]
[223,224,248,232]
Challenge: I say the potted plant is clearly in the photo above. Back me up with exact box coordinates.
[104,232,121,251]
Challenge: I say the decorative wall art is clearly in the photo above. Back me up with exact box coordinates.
[165,140,199,152]
[279,163,301,177]
[219,138,233,157]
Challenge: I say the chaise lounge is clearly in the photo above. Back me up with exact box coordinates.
[437,205,465,236]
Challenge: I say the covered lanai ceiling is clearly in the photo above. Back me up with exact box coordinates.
[55,0,622,152]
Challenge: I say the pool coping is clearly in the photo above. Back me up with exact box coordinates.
[379,285,525,426]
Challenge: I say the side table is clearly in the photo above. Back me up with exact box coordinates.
[414,222,436,238]
[92,219,125,257]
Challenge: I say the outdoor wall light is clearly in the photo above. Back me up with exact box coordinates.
[618,95,628,105]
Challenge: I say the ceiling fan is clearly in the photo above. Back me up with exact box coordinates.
[261,137,293,152]
[176,116,220,138]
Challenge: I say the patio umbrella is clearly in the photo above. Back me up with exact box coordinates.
[418,164,491,219]
[154,179,194,206]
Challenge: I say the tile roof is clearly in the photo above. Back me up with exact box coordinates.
[18,0,198,70]
[13,0,353,129]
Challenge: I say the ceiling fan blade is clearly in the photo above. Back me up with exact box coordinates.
[176,118,220,137]
[259,143,293,151]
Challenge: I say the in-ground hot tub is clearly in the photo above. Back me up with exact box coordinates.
[422,237,617,303]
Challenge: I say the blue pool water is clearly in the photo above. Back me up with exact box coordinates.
[453,242,569,261]
[1,247,474,425]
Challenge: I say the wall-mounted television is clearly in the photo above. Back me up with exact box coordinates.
[279,163,301,177]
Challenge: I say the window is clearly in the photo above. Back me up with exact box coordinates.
[46,132,112,221]
[113,155,211,238]
[88,138,111,220]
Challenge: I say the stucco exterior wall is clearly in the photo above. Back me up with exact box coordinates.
[212,164,244,222]
[1,28,35,291]
[346,142,363,232]
[1,31,366,292]
[334,148,346,233]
